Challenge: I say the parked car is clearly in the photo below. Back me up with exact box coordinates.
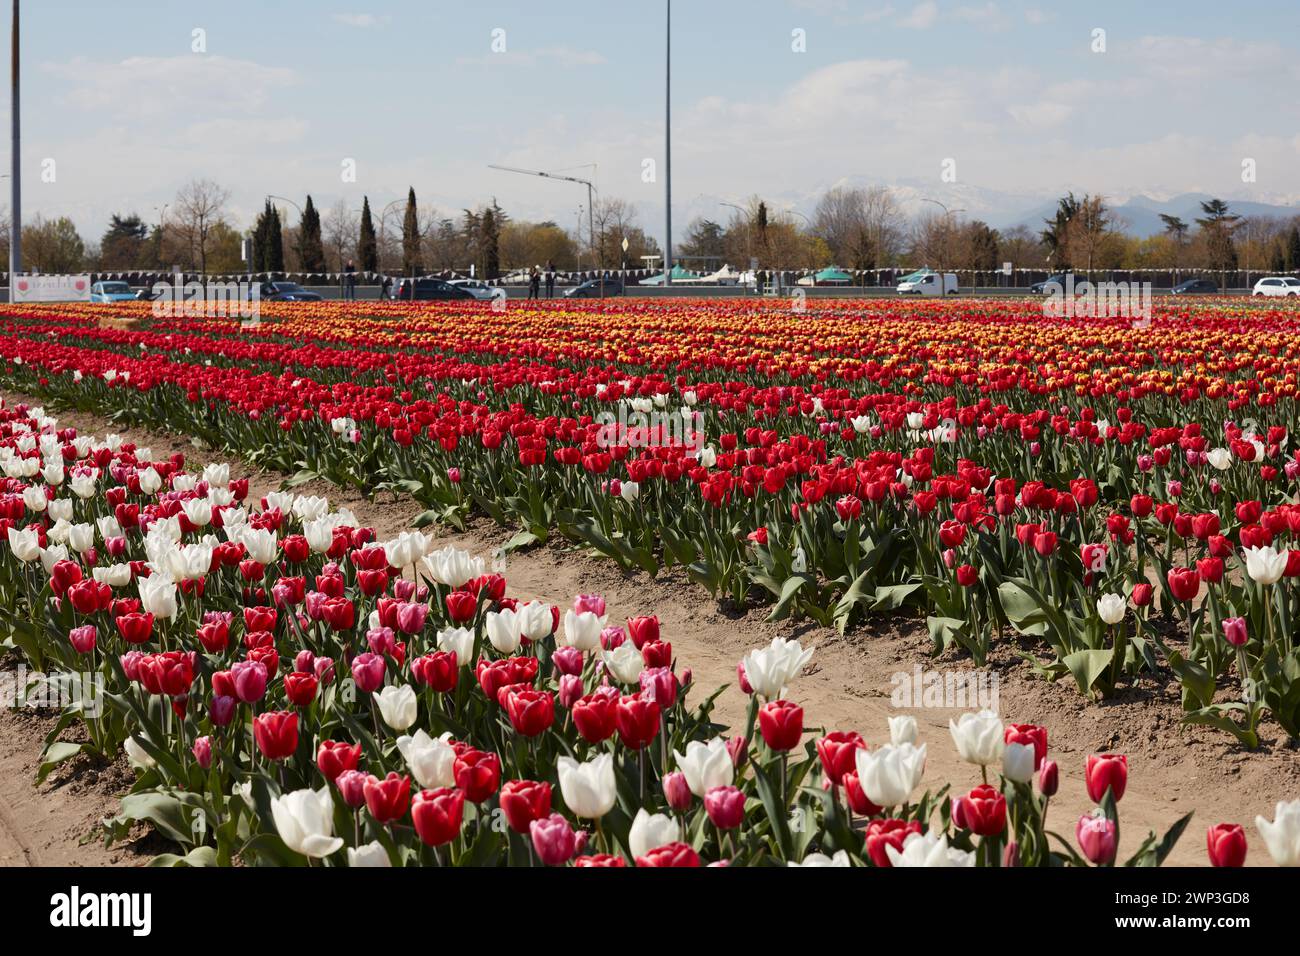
[1252,276,1300,297]
[896,271,957,296]
[1028,273,1087,294]
[388,277,477,301]
[90,280,138,303]
[447,278,497,300]
[1171,278,1219,295]
[259,281,323,302]
[564,278,624,298]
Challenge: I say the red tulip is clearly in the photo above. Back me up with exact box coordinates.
[1085,753,1128,803]
[635,842,701,867]
[1206,823,1247,868]
[864,818,921,867]
[955,784,1006,836]
[253,710,298,761]
[1166,567,1200,602]
[758,698,804,752]
[363,772,411,823]
[816,731,866,786]
[316,740,361,783]
[505,688,555,737]
[411,787,464,847]
[499,779,552,834]
[614,694,660,750]
[453,748,501,803]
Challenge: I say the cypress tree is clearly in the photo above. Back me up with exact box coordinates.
[266,205,285,273]
[1288,226,1300,271]
[402,187,421,275]
[358,197,378,272]
[297,195,327,273]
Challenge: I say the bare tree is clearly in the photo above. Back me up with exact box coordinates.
[812,185,902,271]
[172,178,230,273]
[323,200,359,271]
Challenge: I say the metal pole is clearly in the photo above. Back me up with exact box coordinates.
[663,0,672,288]
[8,0,20,292]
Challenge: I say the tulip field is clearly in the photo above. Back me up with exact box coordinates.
[0,296,1298,867]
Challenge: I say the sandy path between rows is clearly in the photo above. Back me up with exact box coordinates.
[1,389,1296,867]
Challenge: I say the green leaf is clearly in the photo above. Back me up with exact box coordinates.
[1063,649,1114,696]
[36,741,86,785]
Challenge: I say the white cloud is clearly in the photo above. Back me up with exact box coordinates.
[899,1,939,29]
[332,13,391,28]
[41,55,297,121]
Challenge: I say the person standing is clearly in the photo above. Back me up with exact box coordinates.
[380,274,392,301]
[343,260,357,302]
[545,261,556,298]
[529,266,540,301]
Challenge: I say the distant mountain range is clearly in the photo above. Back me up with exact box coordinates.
[684,177,1300,241]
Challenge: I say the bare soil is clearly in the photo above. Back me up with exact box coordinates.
[2,389,1296,867]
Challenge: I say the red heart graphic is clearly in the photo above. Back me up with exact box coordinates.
[16,280,28,291]
[74,280,86,291]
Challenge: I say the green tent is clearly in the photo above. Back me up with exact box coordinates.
[813,267,853,285]
[639,265,697,285]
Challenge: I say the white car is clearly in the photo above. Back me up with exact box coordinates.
[897,271,958,296]
[447,278,496,300]
[1252,276,1300,297]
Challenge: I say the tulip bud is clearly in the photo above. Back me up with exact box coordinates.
[1076,810,1118,865]
[1038,758,1059,796]
[191,735,213,769]
[1003,840,1019,867]
[1206,823,1248,867]
[662,771,692,811]
[1222,617,1248,647]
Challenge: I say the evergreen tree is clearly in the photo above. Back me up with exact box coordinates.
[266,205,285,273]
[479,204,501,279]
[357,197,378,272]
[1287,226,1300,272]
[402,187,421,275]
[297,195,327,273]
[99,214,149,269]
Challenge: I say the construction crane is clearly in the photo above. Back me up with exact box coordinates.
[488,164,601,278]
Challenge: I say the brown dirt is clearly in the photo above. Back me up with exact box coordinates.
[2,388,1297,867]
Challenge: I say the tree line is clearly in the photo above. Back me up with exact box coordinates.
[1,179,1293,278]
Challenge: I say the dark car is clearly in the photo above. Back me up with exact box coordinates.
[389,277,477,301]
[1028,273,1086,294]
[564,278,624,299]
[259,281,323,302]
[1171,278,1218,295]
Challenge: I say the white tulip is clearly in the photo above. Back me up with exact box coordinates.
[673,737,734,797]
[396,729,457,789]
[123,736,156,769]
[292,494,330,522]
[70,473,98,499]
[486,609,522,654]
[1002,742,1037,784]
[42,459,65,486]
[886,831,975,867]
[628,809,679,859]
[240,528,278,565]
[97,515,122,540]
[436,626,475,664]
[138,575,179,619]
[347,841,391,867]
[856,743,927,807]
[949,710,1005,766]
[421,546,484,588]
[67,523,95,554]
[304,518,334,554]
[22,484,47,513]
[270,787,343,859]
[516,600,554,641]
[7,527,40,562]
[1256,799,1300,866]
[137,467,162,495]
[40,544,69,575]
[181,498,212,528]
[1207,447,1233,471]
[789,850,852,867]
[47,498,73,523]
[618,481,640,503]
[1096,593,1126,626]
[740,636,814,699]
[602,642,644,684]
[92,564,133,587]
[375,684,418,731]
[562,609,605,652]
[889,714,918,746]
[557,754,617,819]
[382,531,428,569]
[1244,546,1288,586]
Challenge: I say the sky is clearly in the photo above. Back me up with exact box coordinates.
[7,0,1300,246]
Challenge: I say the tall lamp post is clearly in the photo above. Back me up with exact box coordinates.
[8,0,20,294]
[664,0,672,287]
[919,198,964,278]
